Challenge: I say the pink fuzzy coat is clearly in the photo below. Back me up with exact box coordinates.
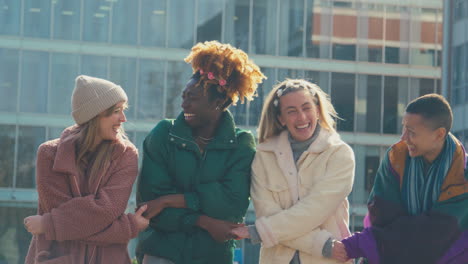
[25,126,139,264]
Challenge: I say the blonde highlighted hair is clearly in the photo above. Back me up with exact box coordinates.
[66,103,128,193]
[258,79,339,143]
[184,41,266,106]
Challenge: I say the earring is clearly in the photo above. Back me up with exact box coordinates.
[215,106,220,110]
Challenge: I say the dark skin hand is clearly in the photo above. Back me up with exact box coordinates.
[196,215,244,243]
[138,194,243,243]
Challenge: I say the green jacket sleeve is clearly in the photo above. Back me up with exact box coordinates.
[184,132,255,222]
[136,120,200,232]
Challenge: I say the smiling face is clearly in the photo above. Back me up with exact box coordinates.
[277,90,319,142]
[96,101,127,143]
[181,78,221,130]
[401,113,446,163]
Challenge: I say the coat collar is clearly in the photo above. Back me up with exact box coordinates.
[169,110,238,150]
[257,127,340,154]
[52,125,127,175]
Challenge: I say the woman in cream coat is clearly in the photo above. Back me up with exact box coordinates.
[232,79,354,264]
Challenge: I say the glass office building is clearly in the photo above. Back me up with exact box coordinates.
[443,0,468,145]
[0,0,442,263]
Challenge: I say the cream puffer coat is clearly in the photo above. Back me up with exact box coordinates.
[251,128,355,264]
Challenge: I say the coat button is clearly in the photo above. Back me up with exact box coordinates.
[289,172,293,175]
[182,143,186,147]
[230,139,234,143]
[170,138,175,141]
[279,152,282,155]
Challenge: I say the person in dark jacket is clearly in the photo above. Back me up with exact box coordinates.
[333,94,468,264]
[135,41,266,264]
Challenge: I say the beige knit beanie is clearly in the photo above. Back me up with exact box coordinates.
[71,75,128,125]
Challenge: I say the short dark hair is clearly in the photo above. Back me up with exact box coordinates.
[405,93,452,134]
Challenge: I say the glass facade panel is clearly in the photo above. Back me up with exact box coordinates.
[23,0,50,38]
[357,4,384,63]
[20,51,49,113]
[333,44,356,61]
[197,0,224,43]
[383,76,398,134]
[352,145,380,204]
[83,0,110,43]
[167,0,194,49]
[409,78,435,99]
[16,126,45,188]
[140,0,167,47]
[278,0,305,57]
[47,126,66,140]
[165,61,191,119]
[306,0,332,59]
[231,102,247,126]
[49,53,79,115]
[277,69,305,81]
[53,0,81,40]
[0,125,15,187]
[410,8,437,66]
[0,48,19,112]
[224,0,250,52]
[385,6,410,64]
[0,206,36,264]
[111,0,138,45]
[356,75,382,133]
[138,59,165,120]
[331,73,355,132]
[81,54,108,79]
[252,0,277,55]
[332,6,357,61]
[0,0,21,35]
[249,67,276,126]
[384,77,408,134]
[110,57,137,119]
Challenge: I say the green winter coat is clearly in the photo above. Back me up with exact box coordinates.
[136,110,255,264]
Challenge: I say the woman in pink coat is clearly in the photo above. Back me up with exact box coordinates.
[23,75,149,264]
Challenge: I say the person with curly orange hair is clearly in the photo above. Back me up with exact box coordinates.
[135,41,265,264]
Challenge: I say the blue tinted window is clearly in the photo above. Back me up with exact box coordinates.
[224,0,250,52]
[16,126,46,188]
[111,0,138,45]
[165,61,191,119]
[110,57,137,119]
[252,0,277,55]
[49,53,79,115]
[0,48,19,112]
[196,0,223,43]
[53,0,81,40]
[23,0,51,38]
[0,125,16,187]
[138,59,165,120]
[0,0,21,35]
[279,0,305,57]
[140,0,167,47]
[249,67,276,126]
[168,0,194,49]
[83,0,110,43]
[21,51,49,113]
[332,73,355,132]
[81,54,108,79]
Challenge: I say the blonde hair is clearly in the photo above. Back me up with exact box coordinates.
[184,41,266,106]
[258,79,339,143]
[67,103,128,193]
